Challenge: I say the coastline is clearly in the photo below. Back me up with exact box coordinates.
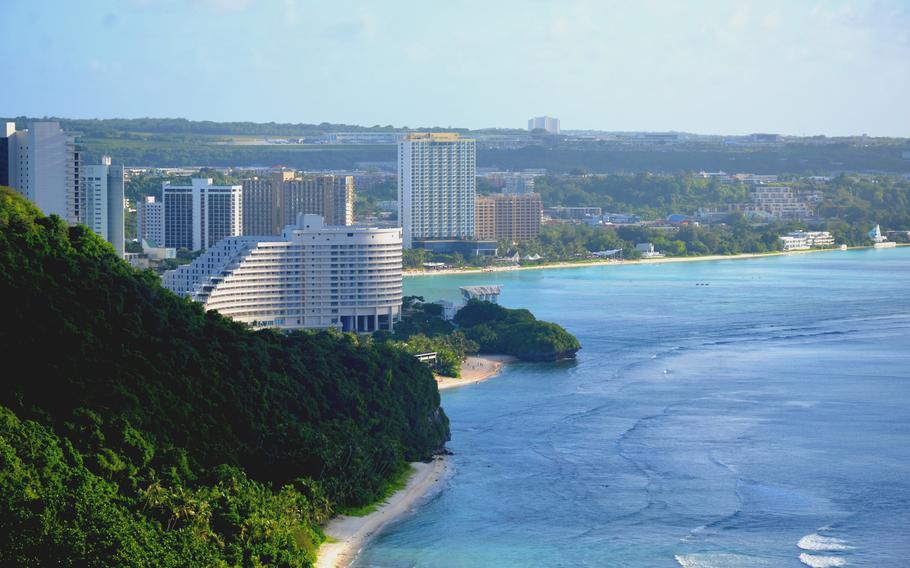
[315,355,513,567]
[316,458,449,568]
[403,246,883,278]
[436,354,518,391]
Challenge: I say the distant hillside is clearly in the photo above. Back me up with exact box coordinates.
[0,187,449,566]
[3,117,908,174]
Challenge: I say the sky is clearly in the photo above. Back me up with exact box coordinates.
[2,0,909,137]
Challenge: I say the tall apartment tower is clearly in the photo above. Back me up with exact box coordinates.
[242,171,354,235]
[527,116,560,135]
[80,155,125,256]
[398,133,476,249]
[137,196,165,246]
[163,178,242,251]
[5,121,81,223]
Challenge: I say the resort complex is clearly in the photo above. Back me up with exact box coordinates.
[163,214,403,332]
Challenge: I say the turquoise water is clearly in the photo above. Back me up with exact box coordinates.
[358,249,910,568]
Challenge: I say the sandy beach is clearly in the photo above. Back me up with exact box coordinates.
[436,354,518,391]
[315,355,511,567]
[316,457,449,568]
[404,247,862,278]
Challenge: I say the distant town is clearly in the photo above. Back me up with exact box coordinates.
[2,117,908,334]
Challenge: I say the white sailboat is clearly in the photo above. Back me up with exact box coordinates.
[870,224,896,249]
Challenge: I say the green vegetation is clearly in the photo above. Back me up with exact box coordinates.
[533,173,910,223]
[454,300,580,362]
[385,297,580,374]
[534,173,751,217]
[338,464,416,517]
[5,117,907,174]
[403,173,910,269]
[0,187,449,567]
[387,299,478,378]
[482,143,910,175]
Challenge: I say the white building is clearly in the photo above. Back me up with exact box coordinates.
[137,196,165,246]
[502,172,536,195]
[635,242,664,258]
[398,133,476,249]
[528,116,560,134]
[163,178,242,251]
[780,231,835,251]
[80,155,125,257]
[162,215,402,332]
[5,121,81,223]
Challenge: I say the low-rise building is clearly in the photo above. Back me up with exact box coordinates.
[546,206,602,220]
[460,285,502,304]
[635,242,664,258]
[779,230,835,251]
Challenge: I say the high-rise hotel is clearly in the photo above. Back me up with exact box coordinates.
[2,121,81,224]
[80,155,125,257]
[398,133,476,249]
[163,178,242,251]
[242,171,354,235]
[3,121,124,256]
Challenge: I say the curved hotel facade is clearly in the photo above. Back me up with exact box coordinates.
[163,215,402,332]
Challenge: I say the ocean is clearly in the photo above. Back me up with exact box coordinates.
[356,249,910,568]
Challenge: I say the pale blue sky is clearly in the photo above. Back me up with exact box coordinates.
[2,0,909,136]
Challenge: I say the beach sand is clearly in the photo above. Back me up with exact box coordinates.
[436,354,518,391]
[404,247,858,278]
[316,458,449,568]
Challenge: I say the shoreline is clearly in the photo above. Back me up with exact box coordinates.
[316,457,449,568]
[435,354,518,391]
[316,354,513,567]
[404,246,896,278]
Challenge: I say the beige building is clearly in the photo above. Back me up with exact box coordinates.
[475,193,542,242]
[737,186,817,220]
[242,171,354,235]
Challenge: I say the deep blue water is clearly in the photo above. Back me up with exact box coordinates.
[358,249,910,568]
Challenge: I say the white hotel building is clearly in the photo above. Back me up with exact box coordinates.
[163,215,402,332]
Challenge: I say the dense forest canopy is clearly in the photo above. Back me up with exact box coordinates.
[0,187,449,566]
[453,300,581,362]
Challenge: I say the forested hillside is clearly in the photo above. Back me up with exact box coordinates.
[4,117,907,174]
[0,187,449,566]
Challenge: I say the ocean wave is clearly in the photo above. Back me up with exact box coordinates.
[798,552,847,567]
[798,533,852,551]
[675,552,773,567]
